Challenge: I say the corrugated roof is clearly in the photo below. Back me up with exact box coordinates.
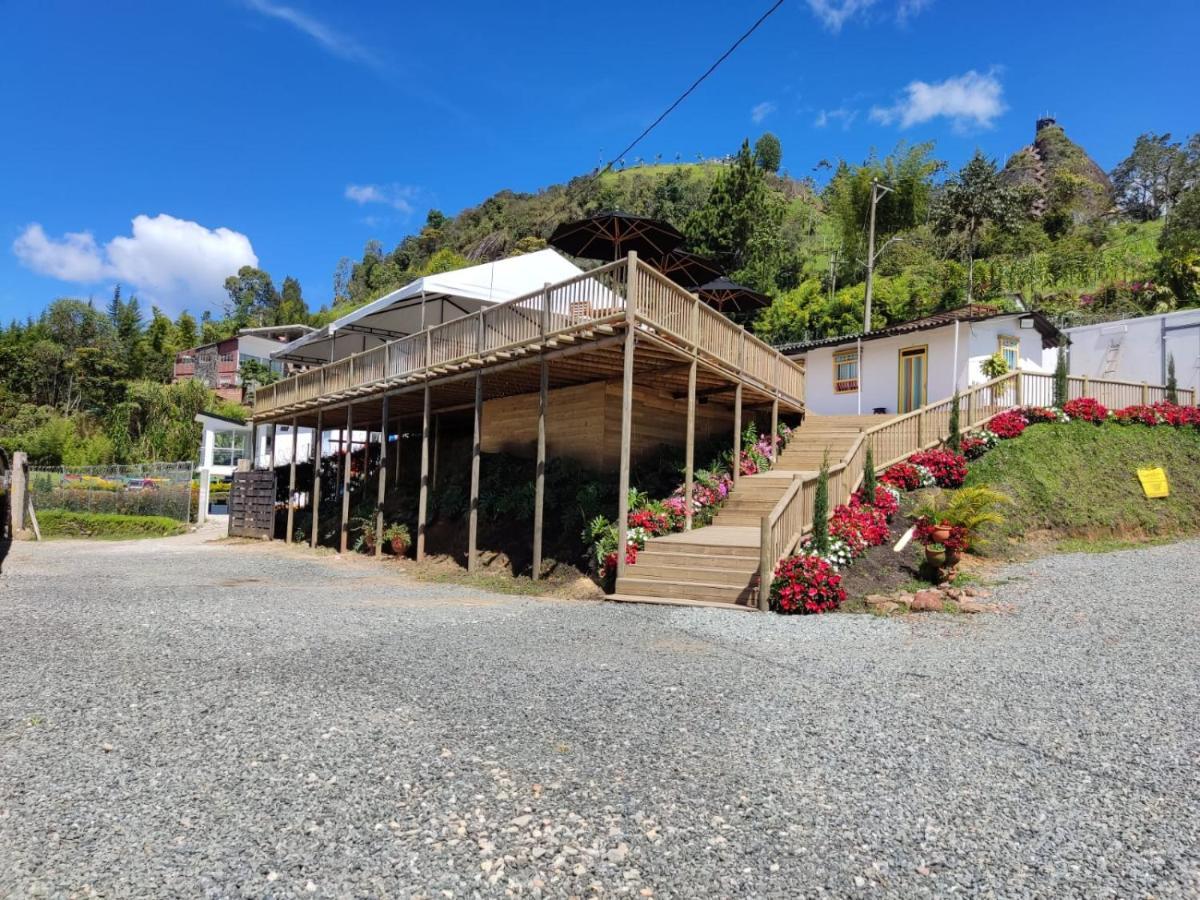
[776,306,1063,353]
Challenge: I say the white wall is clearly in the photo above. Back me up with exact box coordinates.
[796,316,1053,415]
[1050,310,1200,395]
[254,425,317,467]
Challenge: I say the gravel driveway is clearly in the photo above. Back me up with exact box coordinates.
[1,530,1198,898]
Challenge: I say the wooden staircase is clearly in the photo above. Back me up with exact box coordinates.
[611,415,889,608]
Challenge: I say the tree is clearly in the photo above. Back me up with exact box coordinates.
[1167,354,1179,405]
[946,390,961,452]
[333,257,353,306]
[932,152,1019,301]
[223,266,280,328]
[1054,344,1069,408]
[754,133,782,173]
[1111,132,1195,221]
[278,276,309,324]
[811,454,831,555]
[1157,183,1200,304]
[861,442,877,504]
[239,358,279,388]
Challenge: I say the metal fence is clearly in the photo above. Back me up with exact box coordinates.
[27,462,194,523]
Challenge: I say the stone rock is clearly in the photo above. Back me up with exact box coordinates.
[873,601,901,615]
[958,600,988,614]
[865,594,893,607]
[894,593,914,609]
[606,844,629,864]
[964,587,991,599]
[911,590,945,612]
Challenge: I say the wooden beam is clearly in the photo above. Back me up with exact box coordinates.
[340,403,354,553]
[770,396,779,463]
[417,384,430,561]
[467,370,482,572]
[532,357,548,578]
[286,415,298,544]
[375,395,388,558]
[615,251,638,580]
[732,383,743,488]
[310,411,322,549]
[685,297,699,531]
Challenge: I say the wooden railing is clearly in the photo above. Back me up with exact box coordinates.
[756,370,1196,609]
[253,255,806,418]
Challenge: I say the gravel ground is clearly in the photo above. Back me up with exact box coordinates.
[1,528,1198,898]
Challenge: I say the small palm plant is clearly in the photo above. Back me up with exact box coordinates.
[913,486,1012,551]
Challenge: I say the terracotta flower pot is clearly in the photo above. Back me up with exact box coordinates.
[363,534,376,553]
[925,546,947,567]
[389,537,409,557]
[944,548,962,567]
[930,524,953,543]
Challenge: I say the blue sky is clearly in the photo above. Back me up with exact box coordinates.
[2,0,1196,322]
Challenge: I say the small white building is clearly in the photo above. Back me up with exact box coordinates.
[780,306,1063,416]
[1048,309,1200,396]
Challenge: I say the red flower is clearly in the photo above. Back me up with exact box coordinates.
[960,435,988,459]
[881,462,922,491]
[914,517,968,552]
[831,502,891,549]
[770,555,845,615]
[908,448,968,488]
[1152,402,1200,427]
[1112,404,1160,426]
[988,410,1028,439]
[851,485,899,520]
[1023,406,1059,424]
[1063,397,1108,423]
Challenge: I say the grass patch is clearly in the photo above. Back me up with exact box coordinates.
[1055,535,1177,555]
[38,510,187,539]
[963,421,1200,549]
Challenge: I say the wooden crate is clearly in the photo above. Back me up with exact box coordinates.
[228,470,275,539]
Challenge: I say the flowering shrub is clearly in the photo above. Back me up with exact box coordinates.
[800,536,855,571]
[960,429,997,460]
[881,462,922,491]
[1154,402,1200,427]
[770,554,845,615]
[830,503,890,550]
[851,484,900,521]
[1023,406,1066,424]
[908,449,968,488]
[1063,397,1108,423]
[628,507,672,536]
[601,544,638,578]
[914,517,968,553]
[988,410,1028,439]
[1112,404,1160,426]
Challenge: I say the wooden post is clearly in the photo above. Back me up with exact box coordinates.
[732,383,743,488]
[1141,381,1150,405]
[685,298,698,531]
[1082,373,1090,398]
[285,416,298,544]
[770,395,780,461]
[310,411,322,549]
[268,422,278,471]
[916,406,925,448]
[758,518,771,612]
[10,451,27,535]
[467,371,482,573]
[1014,369,1024,407]
[417,384,431,561]
[532,358,548,578]
[615,251,638,581]
[967,389,975,428]
[340,404,354,553]
[375,395,389,558]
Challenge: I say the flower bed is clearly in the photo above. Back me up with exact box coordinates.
[908,448,968,488]
[769,554,846,614]
[1063,397,1108,423]
[987,410,1028,439]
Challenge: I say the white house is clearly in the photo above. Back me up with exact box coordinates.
[780,306,1063,416]
[1047,308,1200,396]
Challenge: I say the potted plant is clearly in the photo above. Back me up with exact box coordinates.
[383,522,411,557]
[913,487,1011,562]
[924,542,947,567]
[351,516,377,553]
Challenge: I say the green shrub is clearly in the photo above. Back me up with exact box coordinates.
[37,510,187,539]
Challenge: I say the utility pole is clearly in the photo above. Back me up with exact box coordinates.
[828,248,838,304]
[864,179,893,334]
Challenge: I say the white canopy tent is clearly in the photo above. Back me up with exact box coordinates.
[273,249,586,365]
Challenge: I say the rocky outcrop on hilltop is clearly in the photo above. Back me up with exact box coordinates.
[1003,118,1114,227]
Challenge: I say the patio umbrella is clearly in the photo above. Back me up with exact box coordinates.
[696,277,772,315]
[649,249,724,289]
[548,211,685,262]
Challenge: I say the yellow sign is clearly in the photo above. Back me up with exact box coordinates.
[1137,467,1169,498]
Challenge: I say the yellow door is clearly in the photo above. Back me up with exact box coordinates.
[898,346,927,413]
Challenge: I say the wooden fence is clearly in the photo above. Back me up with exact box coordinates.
[756,371,1196,608]
[228,470,276,539]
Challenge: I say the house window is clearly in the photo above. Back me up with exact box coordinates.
[833,349,859,394]
[998,335,1019,371]
[212,430,248,467]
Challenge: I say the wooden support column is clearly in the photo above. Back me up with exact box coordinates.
[310,411,323,549]
[771,395,780,459]
[732,383,743,488]
[615,251,638,580]
[467,369,482,573]
[340,403,354,553]
[532,357,548,577]
[1014,369,1024,407]
[375,395,389,558]
[268,422,278,471]
[285,416,298,544]
[417,384,431,561]
[684,297,698,531]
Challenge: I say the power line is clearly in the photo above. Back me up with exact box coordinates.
[598,0,786,176]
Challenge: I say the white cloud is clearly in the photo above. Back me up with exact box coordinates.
[751,101,777,124]
[897,0,933,22]
[344,183,419,216]
[814,107,858,130]
[870,69,1006,131]
[242,0,382,71]
[13,214,258,311]
[806,0,877,31]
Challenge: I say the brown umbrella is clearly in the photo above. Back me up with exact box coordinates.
[548,211,684,262]
[649,249,724,289]
[697,277,772,315]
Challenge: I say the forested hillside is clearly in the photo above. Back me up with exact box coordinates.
[4,124,1199,466]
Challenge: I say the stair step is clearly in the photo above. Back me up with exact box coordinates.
[636,549,759,569]
[614,576,756,604]
[642,540,758,558]
[710,515,766,526]
[607,593,757,611]
[629,564,756,585]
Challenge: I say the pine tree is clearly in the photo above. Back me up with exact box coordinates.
[862,441,877,505]
[1054,344,1069,408]
[812,453,831,555]
[947,390,961,452]
[1166,354,1179,404]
